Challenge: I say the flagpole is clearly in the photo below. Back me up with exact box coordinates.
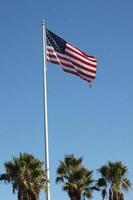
[42,19,51,200]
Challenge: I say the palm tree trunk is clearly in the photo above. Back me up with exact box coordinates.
[18,189,22,200]
[109,189,113,200]
[71,193,81,200]
[119,193,124,200]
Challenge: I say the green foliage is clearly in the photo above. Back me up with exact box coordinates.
[0,153,132,200]
[97,161,131,200]
[56,154,94,200]
[0,153,46,200]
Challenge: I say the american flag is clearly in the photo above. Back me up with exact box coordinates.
[46,29,97,85]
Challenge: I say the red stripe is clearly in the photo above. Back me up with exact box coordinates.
[75,69,95,79]
[63,68,92,83]
[47,48,96,68]
[47,47,55,52]
[47,55,78,70]
[65,49,97,68]
[47,62,92,83]
[47,55,96,80]
[63,68,82,78]
[67,43,97,61]
[47,45,97,67]
[47,54,75,68]
[47,44,97,83]
[47,51,96,74]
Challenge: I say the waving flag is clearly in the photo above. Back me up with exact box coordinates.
[46,29,97,84]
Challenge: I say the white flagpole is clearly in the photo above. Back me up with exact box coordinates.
[42,19,51,200]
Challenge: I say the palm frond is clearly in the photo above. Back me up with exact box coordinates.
[122,178,132,191]
[56,154,94,200]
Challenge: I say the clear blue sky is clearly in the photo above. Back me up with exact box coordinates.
[0,0,132,200]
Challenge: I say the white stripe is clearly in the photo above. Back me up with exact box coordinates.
[66,43,97,61]
[47,49,96,72]
[47,56,94,81]
[47,56,79,74]
[47,46,95,82]
[47,45,97,67]
[47,50,96,71]
[65,47,97,66]
[62,66,94,82]
[47,50,96,77]
[48,52,96,77]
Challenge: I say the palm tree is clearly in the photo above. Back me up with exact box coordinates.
[0,153,46,200]
[97,161,131,200]
[56,154,95,200]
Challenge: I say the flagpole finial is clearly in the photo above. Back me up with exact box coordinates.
[42,19,46,27]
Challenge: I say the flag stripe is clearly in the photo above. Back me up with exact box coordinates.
[63,69,92,83]
[47,44,96,66]
[47,47,96,74]
[66,44,97,61]
[47,55,96,80]
[47,51,96,78]
[46,29,97,84]
[47,60,93,83]
[47,52,96,79]
[65,47,96,67]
